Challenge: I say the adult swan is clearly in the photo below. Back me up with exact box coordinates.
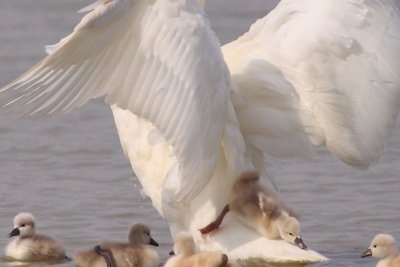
[1,0,400,263]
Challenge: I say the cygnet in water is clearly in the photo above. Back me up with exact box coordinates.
[5,213,67,261]
[361,234,400,267]
[165,232,236,267]
[73,222,159,267]
[199,171,307,250]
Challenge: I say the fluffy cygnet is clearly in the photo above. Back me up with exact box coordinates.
[199,170,307,250]
[361,234,400,267]
[165,232,236,267]
[5,213,67,261]
[73,222,159,267]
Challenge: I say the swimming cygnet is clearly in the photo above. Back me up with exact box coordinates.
[199,170,307,250]
[165,232,237,267]
[73,222,159,267]
[361,234,400,267]
[5,212,67,261]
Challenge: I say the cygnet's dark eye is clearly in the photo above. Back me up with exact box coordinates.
[21,224,26,227]
[289,233,294,236]
[373,245,377,248]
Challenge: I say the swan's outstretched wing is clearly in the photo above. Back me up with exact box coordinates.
[224,0,400,169]
[0,0,234,201]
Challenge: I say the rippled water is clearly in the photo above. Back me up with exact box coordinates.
[0,1,399,267]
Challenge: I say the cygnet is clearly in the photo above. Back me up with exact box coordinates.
[5,212,67,261]
[165,232,236,267]
[73,222,159,267]
[199,170,307,250]
[361,234,400,267]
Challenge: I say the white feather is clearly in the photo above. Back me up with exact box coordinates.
[0,0,233,203]
[223,0,400,170]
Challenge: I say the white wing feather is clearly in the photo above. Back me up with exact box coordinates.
[0,0,233,201]
[223,0,400,169]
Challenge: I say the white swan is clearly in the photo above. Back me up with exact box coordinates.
[361,234,400,267]
[5,213,67,261]
[1,0,400,263]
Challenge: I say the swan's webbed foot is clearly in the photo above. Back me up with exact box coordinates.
[199,220,221,235]
[199,204,230,235]
[218,254,228,267]
[94,245,117,267]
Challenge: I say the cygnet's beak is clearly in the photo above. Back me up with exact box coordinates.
[149,237,159,247]
[169,250,175,256]
[8,228,20,238]
[361,248,372,258]
[294,237,307,250]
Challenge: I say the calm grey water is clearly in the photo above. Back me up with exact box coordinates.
[0,1,399,267]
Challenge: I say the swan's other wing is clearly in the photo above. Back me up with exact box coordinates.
[223,0,400,169]
[0,0,234,201]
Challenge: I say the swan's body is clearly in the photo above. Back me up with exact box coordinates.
[73,222,159,267]
[1,0,400,263]
[199,171,306,249]
[361,234,400,267]
[5,213,67,261]
[165,232,237,267]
